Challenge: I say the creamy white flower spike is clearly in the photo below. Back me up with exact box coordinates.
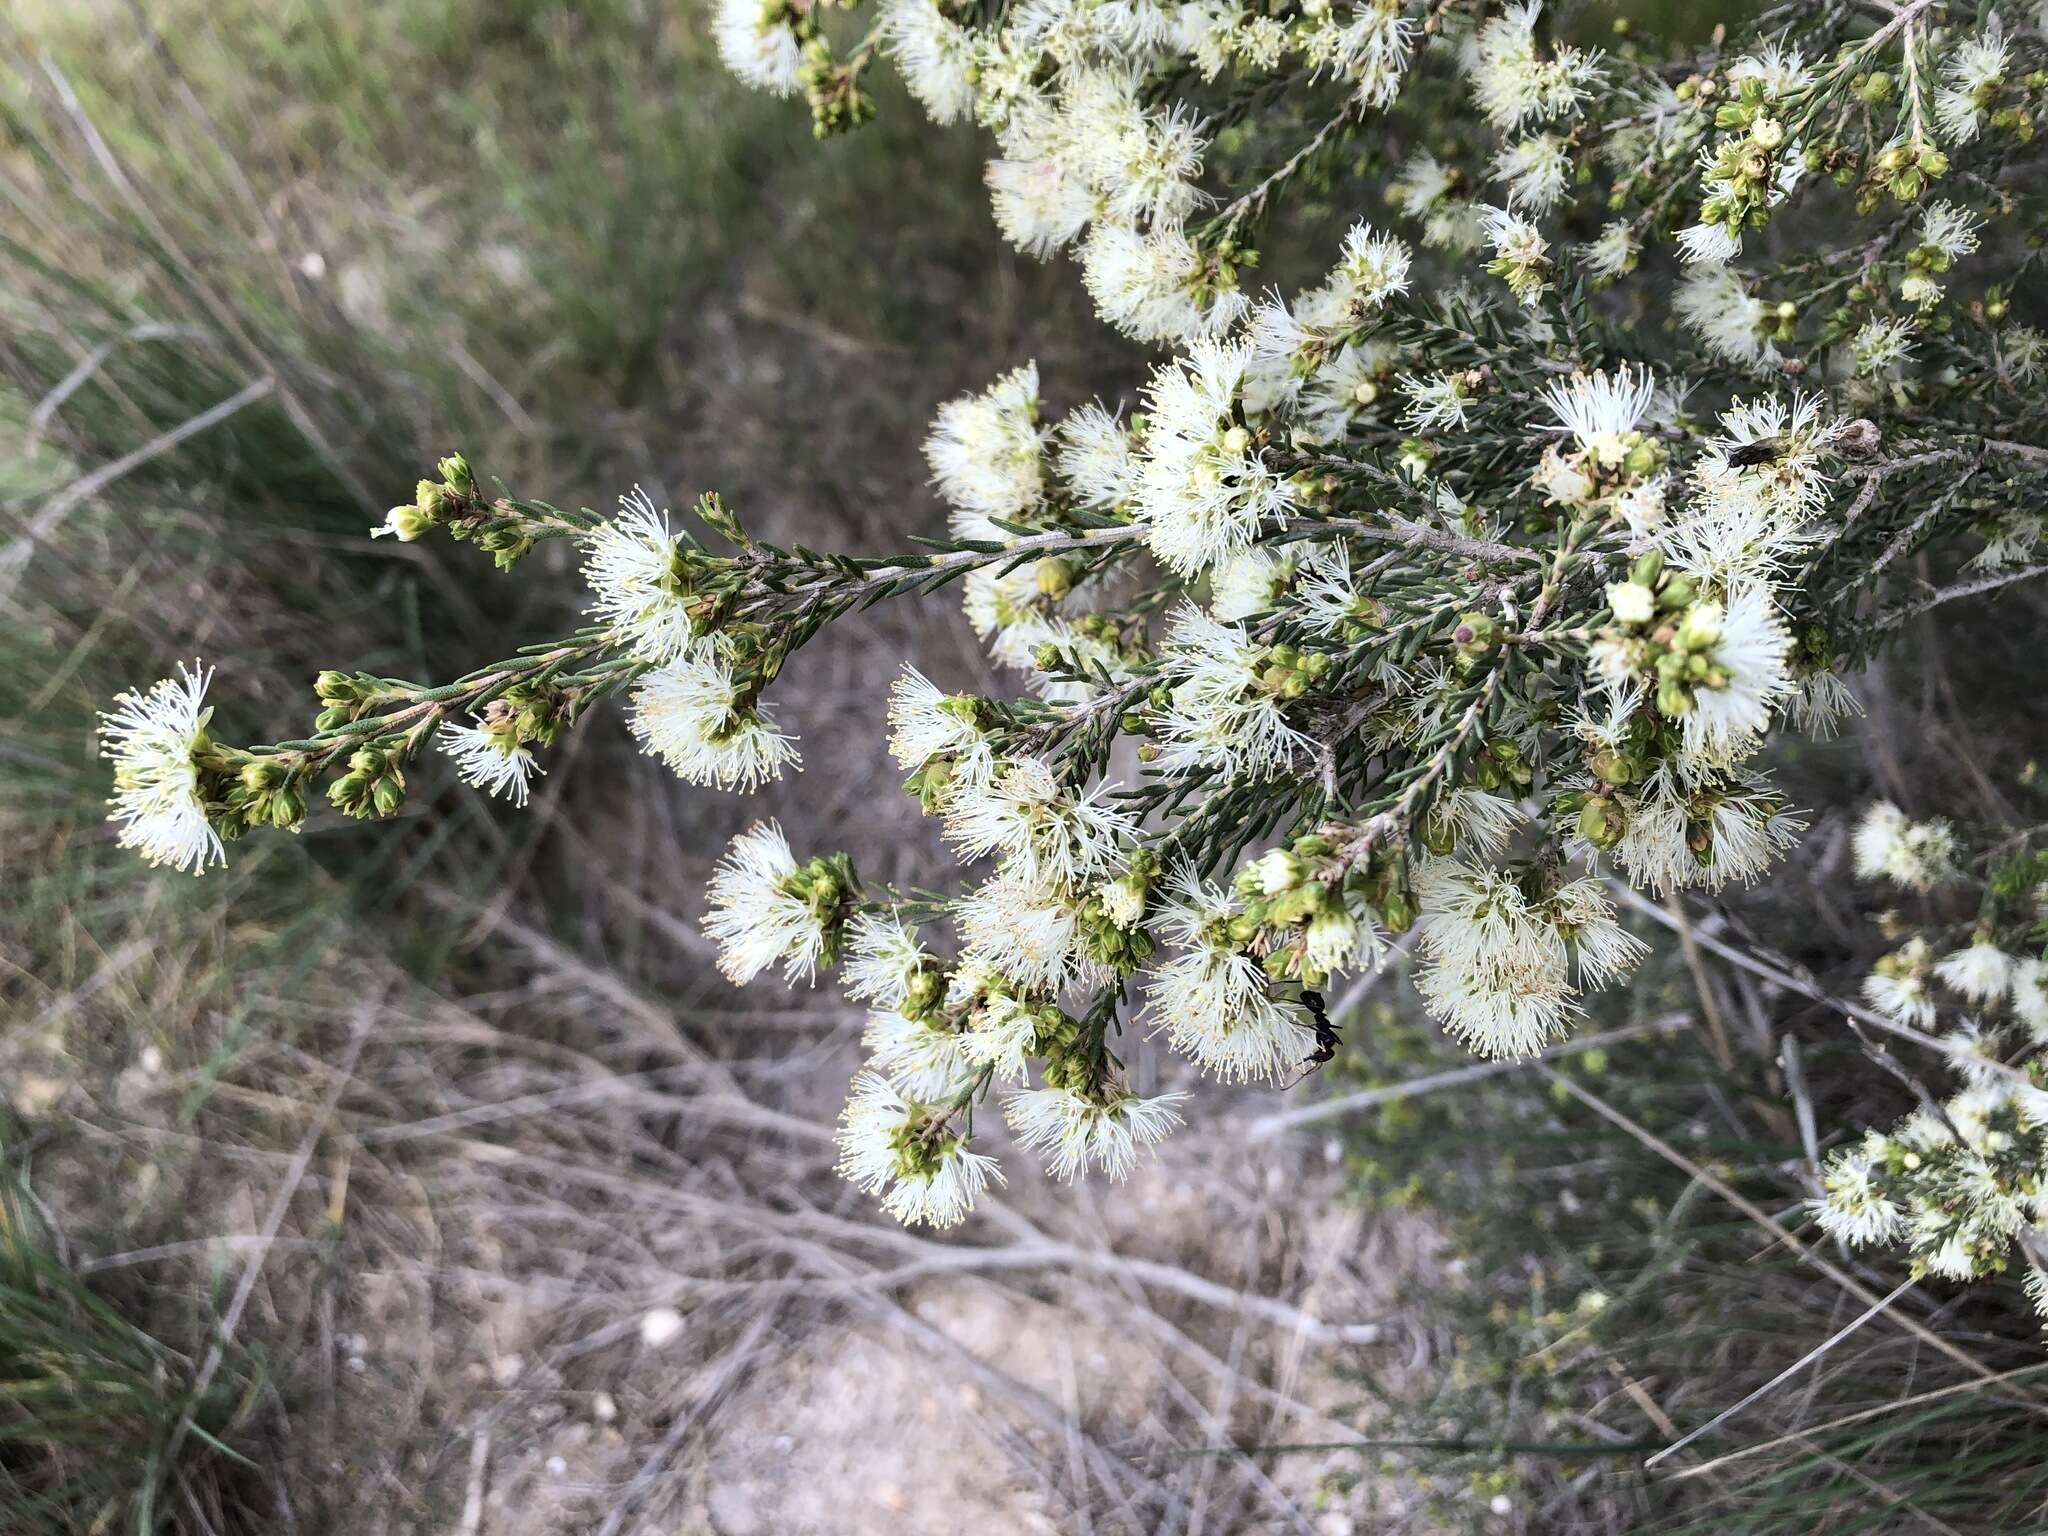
[1602,766,1803,895]
[987,149,1095,257]
[1055,402,1141,510]
[1537,366,1656,460]
[703,821,835,985]
[628,652,798,792]
[879,0,978,124]
[835,1071,1003,1228]
[714,0,802,94]
[1207,546,1295,623]
[955,866,1093,993]
[1467,1,1603,131]
[1144,869,1318,1082]
[1813,1137,1907,1246]
[98,661,224,875]
[1080,221,1247,343]
[1298,340,1394,444]
[1134,339,1293,576]
[1493,131,1572,213]
[862,1009,974,1102]
[1674,266,1777,368]
[1004,1086,1184,1179]
[1581,221,1640,279]
[924,363,1048,533]
[1480,203,1551,304]
[1674,587,1794,765]
[437,722,541,806]
[941,756,1133,891]
[2011,959,2048,1042]
[581,488,698,661]
[841,912,934,1011]
[1851,800,1959,892]
[1412,858,1647,1058]
[1863,939,1938,1027]
[1937,938,2015,1006]
[1153,605,1312,781]
[1935,24,2011,144]
[885,666,993,790]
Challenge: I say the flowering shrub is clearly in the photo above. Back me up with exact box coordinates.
[101,0,2048,1276]
[1812,802,2048,1303]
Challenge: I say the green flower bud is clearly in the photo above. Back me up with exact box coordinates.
[1576,796,1624,848]
[437,453,475,499]
[1035,556,1075,599]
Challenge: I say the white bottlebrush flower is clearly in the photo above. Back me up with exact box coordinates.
[1400,371,1475,432]
[1133,339,1294,576]
[955,867,1091,993]
[2001,323,2046,383]
[1480,204,1551,304]
[1293,544,1379,636]
[1143,871,1318,1082]
[1241,296,1315,416]
[1297,340,1394,444]
[1492,132,1572,213]
[835,1071,1003,1228]
[702,821,834,985]
[879,0,978,124]
[842,912,934,1010]
[924,362,1048,533]
[628,652,799,792]
[1412,858,1645,1059]
[581,488,699,661]
[986,148,1096,258]
[1310,221,1414,320]
[437,721,541,806]
[1004,1086,1184,1179]
[1663,392,1839,584]
[98,661,224,875]
[941,756,1133,890]
[1153,605,1312,781]
[1055,402,1141,510]
[1208,546,1295,622]
[1935,24,2010,144]
[1850,800,1959,891]
[960,991,1048,1083]
[1307,3,1417,106]
[862,1009,973,1101]
[1388,151,1456,218]
[2010,958,2048,1041]
[962,559,1061,673]
[885,666,992,783]
[1674,266,1776,368]
[1675,587,1793,765]
[1937,938,2015,1006]
[1864,965,1937,1028]
[1850,317,1915,377]
[1536,365,1655,462]
[714,0,802,94]
[1080,221,1247,343]
[1728,42,1812,99]
[1467,1,1602,130]
[1580,220,1639,279]
[1813,1139,1905,1246]
[1788,669,1862,738]
[1425,787,1527,859]
[1094,98,1208,230]
[1919,200,1984,264]
[1676,218,1745,267]
[1604,766,1803,895]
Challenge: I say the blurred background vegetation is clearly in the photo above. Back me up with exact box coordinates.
[5,1,2046,1533]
